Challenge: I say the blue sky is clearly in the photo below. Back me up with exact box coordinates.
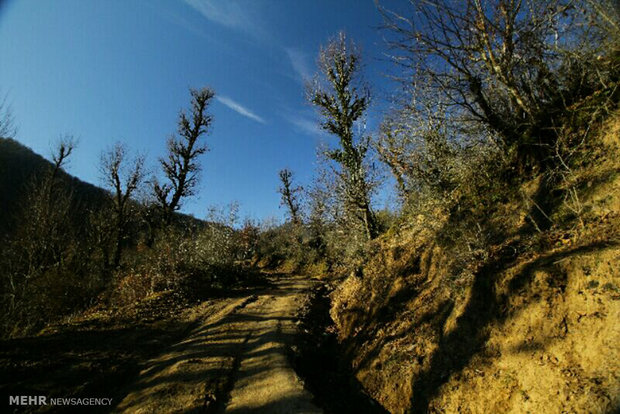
[0,0,400,221]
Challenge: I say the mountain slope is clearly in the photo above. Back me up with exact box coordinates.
[0,138,108,235]
[0,137,205,236]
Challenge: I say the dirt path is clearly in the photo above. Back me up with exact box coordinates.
[115,276,321,413]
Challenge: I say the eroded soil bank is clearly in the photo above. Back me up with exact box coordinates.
[328,219,620,413]
[290,282,388,414]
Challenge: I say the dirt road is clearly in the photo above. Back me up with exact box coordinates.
[115,275,322,413]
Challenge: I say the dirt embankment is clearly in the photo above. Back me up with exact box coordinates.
[328,117,620,413]
[332,231,619,413]
[291,283,388,414]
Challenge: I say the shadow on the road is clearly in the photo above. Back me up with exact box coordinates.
[0,323,190,413]
[0,275,379,413]
[112,276,323,413]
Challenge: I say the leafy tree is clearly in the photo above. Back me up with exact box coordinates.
[308,32,378,240]
[153,88,215,224]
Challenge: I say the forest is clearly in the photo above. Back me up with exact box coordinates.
[0,0,619,413]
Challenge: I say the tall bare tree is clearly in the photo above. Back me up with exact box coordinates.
[277,168,303,225]
[153,87,215,224]
[378,0,620,169]
[100,142,144,268]
[308,32,378,240]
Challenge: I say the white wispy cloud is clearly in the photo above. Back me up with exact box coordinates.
[285,47,312,83]
[164,11,214,42]
[183,0,267,39]
[216,96,266,124]
[285,113,325,137]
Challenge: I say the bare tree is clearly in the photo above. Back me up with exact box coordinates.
[374,97,468,200]
[26,136,76,272]
[2,137,77,332]
[308,32,378,240]
[377,0,620,169]
[0,92,15,139]
[153,87,215,224]
[305,163,333,258]
[100,142,145,268]
[51,138,74,172]
[277,168,303,225]
[374,110,421,198]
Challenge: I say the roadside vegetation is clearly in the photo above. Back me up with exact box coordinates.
[0,88,264,339]
[262,1,620,412]
[0,0,618,412]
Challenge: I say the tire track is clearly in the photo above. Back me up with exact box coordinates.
[114,277,319,413]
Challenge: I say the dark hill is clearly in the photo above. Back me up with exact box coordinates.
[0,138,108,235]
[0,137,204,236]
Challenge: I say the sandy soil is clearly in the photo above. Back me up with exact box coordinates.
[115,275,321,413]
